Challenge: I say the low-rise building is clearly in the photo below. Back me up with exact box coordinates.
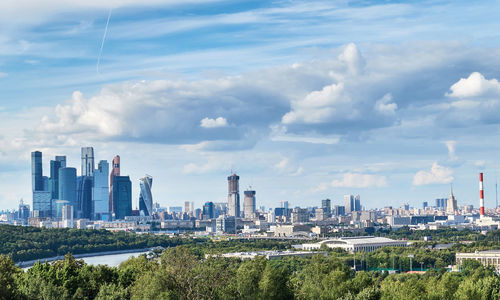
[456,250,500,272]
[302,236,407,253]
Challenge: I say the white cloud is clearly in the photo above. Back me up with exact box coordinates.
[269,125,340,144]
[338,43,365,75]
[0,72,7,78]
[413,162,453,186]
[374,93,397,115]
[446,72,500,98]
[331,173,387,188]
[444,140,457,161]
[274,158,303,176]
[200,117,228,128]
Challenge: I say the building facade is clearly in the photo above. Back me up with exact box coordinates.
[139,175,153,216]
[93,160,109,220]
[243,189,256,219]
[81,147,95,176]
[58,167,77,216]
[227,173,240,217]
[112,175,132,220]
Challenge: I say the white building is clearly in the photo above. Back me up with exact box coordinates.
[302,236,407,253]
[456,250,500,272]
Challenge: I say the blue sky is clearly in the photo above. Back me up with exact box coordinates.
[1,0,500,211]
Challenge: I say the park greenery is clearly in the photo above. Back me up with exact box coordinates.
[5,225,500,298]
[1,247,500,300]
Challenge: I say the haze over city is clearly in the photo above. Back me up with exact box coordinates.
[2,0,500,210]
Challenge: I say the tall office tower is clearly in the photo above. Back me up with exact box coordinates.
[321,199,331,214]
[18,199,30,223]
[93,160,109,220]
[139,175,153,216]
[203,202,214,219]
[81,147,95,176]
[58,167,77,217]
[344,195,355,214]
[76,176,93,219]
[56,156,67,168]
[243,189,256,219]
[354,195,361,211]
[109,155,120,213]
[112,176,132,219]
[446,186,458,215]
[423,202,428,209]
[49,159,62,199]
[31,151,43,191]
[62,204,74,228]
[227,173,240,217]
[184,201,190,214]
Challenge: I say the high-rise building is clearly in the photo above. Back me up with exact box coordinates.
[18,199,30,223]
[59,167,77,217]
[446,186,458,215]
[31,151,44,192]
[76,176,93,219]
[243,189,256,219]
[139,175,153,216]
[112,176,132,219]
[216,215,236,234]
[55,156,67,168]
[322,199,331,214]
[109,155,120,214]
[49,159,62,199]
[435,198,447,210]
[62,204,74,228]
[423,202,428,209]
[93,160,109,220]
[227,173,240,217]
[354,195,361,211]
[33,191,51,218]
[81,147,95,176]
[203,202,214,219]
[344,195,355,214]
[334,205,346,216]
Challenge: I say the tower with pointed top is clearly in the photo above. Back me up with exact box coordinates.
[446,185,458,215]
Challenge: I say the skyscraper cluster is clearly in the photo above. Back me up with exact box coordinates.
[31,147,136,221]
[226,172,257,219]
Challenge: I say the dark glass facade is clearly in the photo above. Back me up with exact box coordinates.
[112,176,132,220]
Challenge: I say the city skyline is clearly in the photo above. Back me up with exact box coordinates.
[2,1,500,210]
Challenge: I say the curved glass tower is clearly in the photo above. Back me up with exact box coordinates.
[139,175,153,216]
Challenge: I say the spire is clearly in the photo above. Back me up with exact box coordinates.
[450,183,454,198]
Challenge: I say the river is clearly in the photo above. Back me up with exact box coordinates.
[20,249,150,270]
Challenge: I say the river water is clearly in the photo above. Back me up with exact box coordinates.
[22,251,149,271]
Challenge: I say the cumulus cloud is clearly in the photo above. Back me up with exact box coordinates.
[331,173,387,188]
[374,93,397,115]
[200,117,228,128]
[413,162,453,186]
[446,72,500,98]
[338,43,365,75]
[274,158,303,176]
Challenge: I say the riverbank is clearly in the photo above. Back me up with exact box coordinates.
[16,248,152,268]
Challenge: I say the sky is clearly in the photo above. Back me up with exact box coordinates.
[1,0,500,211]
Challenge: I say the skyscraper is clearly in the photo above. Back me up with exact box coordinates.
[81,147,95,176]
[139,175,153,216]
[112,176,132,219]
[49,159,62,199]
[354,195,361,211]
[109,155,120,214]
[321,199,331,214]
[55,155,67,168]
[243,189,256,219]
[446,186,458,215]
[76,176,93,219]
[344,195,355,214]
[31,151,43,191]
[58,167,77,216]
[93,160,109,220]
[203,202,214,219]
[227,173,240,217]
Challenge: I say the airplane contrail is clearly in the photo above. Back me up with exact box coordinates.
[97,8,112,74]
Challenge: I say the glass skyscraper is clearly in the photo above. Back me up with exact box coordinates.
[139,175,153,216]
[112,175,132,220]
[59,167,77,216]
[76,176,93,219]
[81,147,94,176]
[31,151,43,191]
[93,160,109,220]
